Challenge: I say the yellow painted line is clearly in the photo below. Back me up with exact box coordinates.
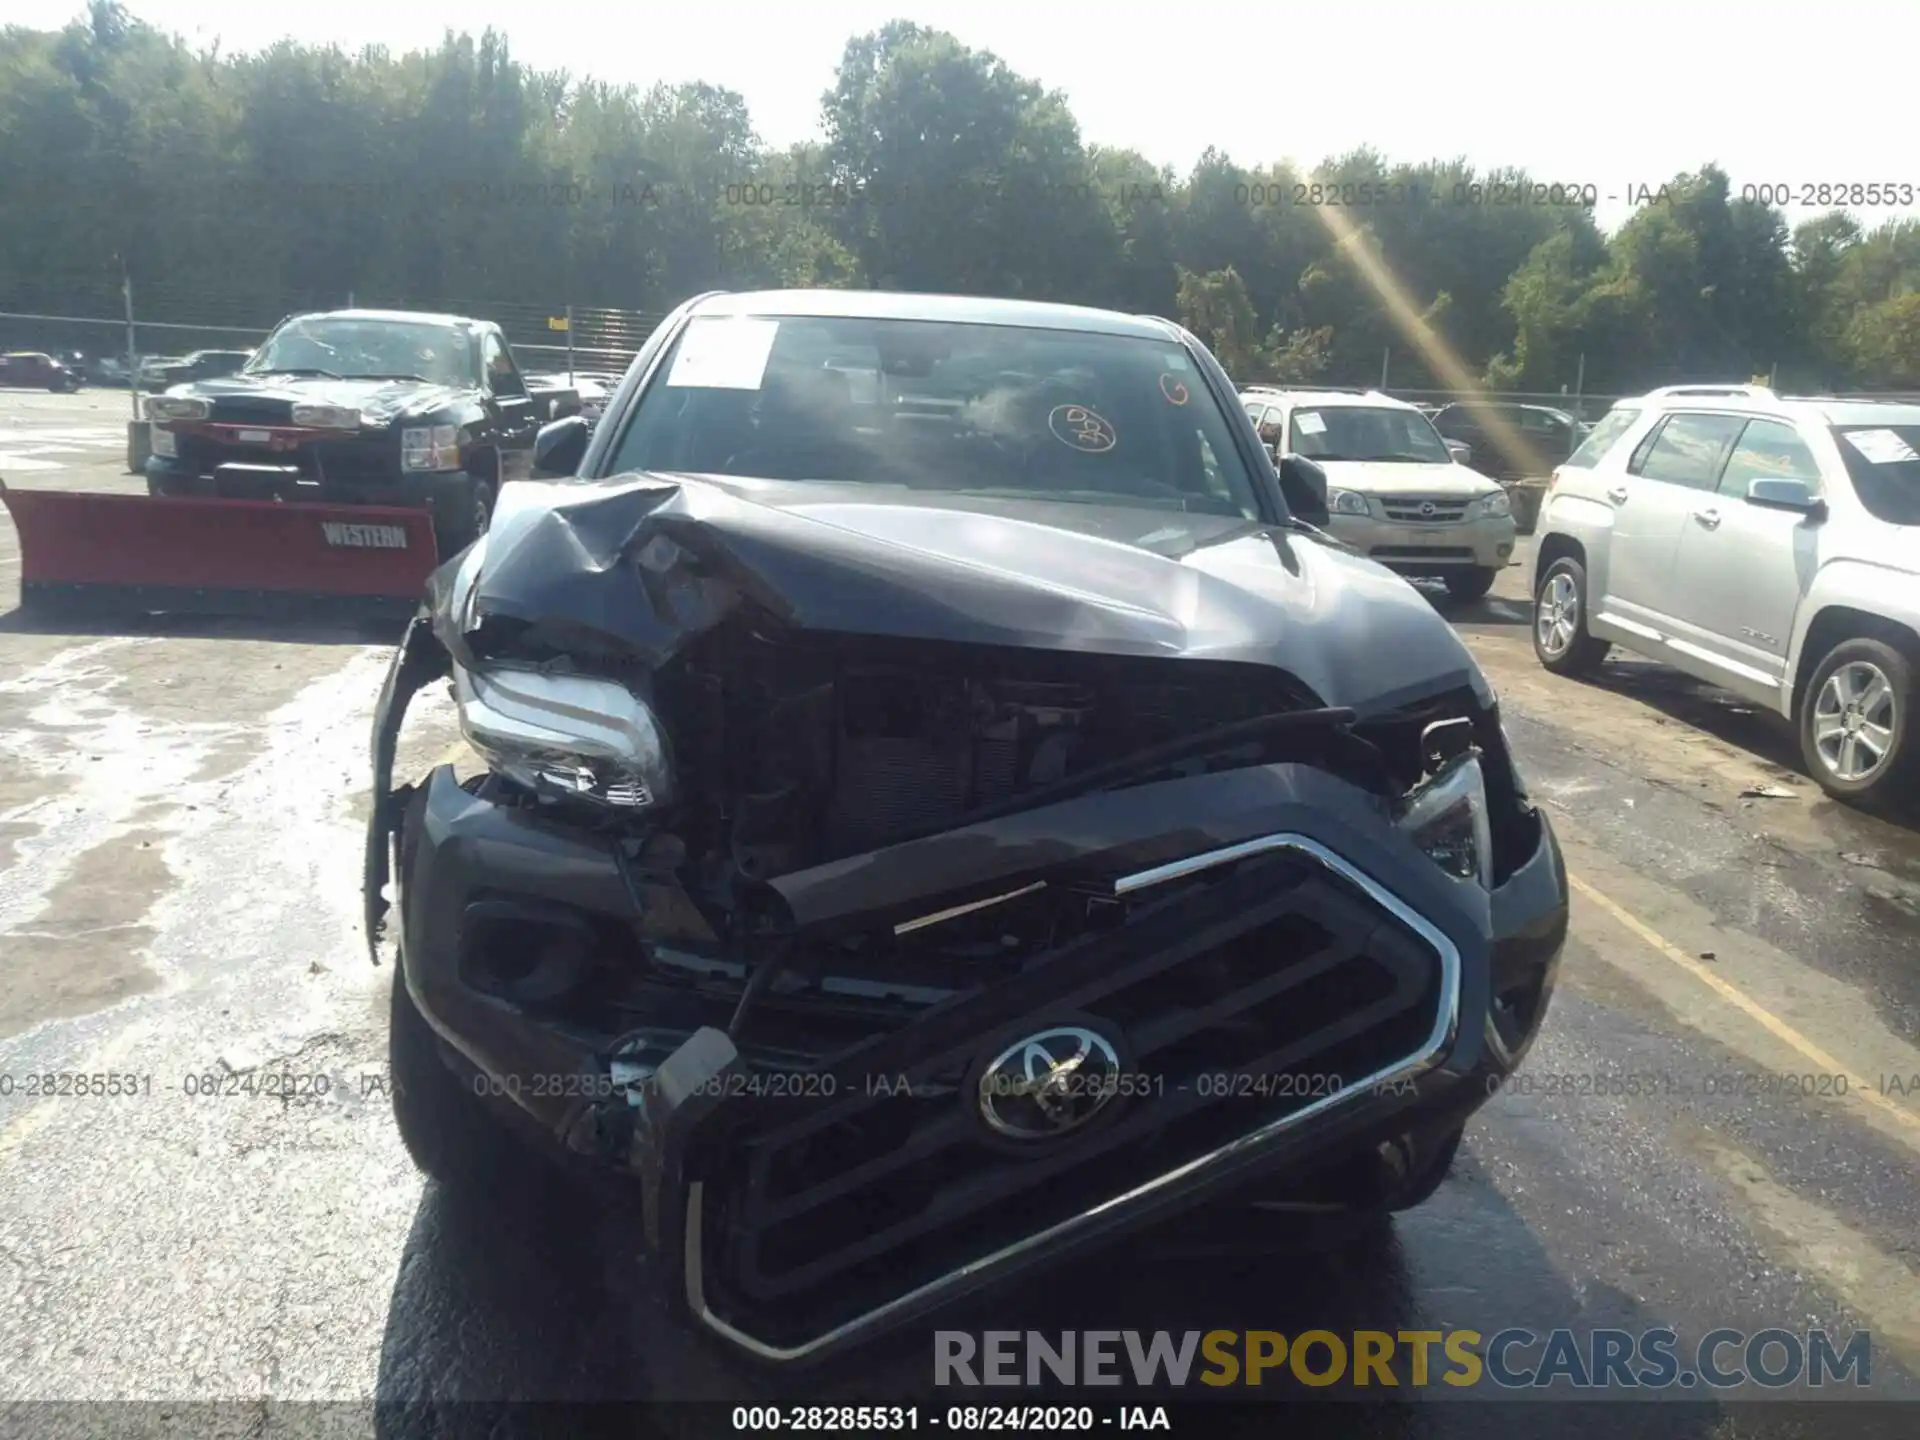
[0,1024,141,1161]
[1569,872,1920,1141]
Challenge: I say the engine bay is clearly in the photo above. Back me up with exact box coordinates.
[653,626,1324,895]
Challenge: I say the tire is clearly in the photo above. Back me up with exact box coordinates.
[1531,554,1611,675]
[1384,1122,1464,1212]
[1444,567,1499,602]
[1796,636,1918,809]
[1289,1123,1465,1258]
[389,957,518,1190]
[432,473,496,560]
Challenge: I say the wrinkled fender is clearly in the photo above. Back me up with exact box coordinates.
[363,613,452,963]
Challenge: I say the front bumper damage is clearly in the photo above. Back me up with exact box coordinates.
[364,615,1568,1367]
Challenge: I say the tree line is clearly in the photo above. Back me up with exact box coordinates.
[3,3,1917,393]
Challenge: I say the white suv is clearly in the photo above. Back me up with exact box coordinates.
[1531,384,1920,806]
[1240,386,1518,599]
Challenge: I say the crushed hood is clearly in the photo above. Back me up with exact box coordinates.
[446,471,1491,716]
[185,373,472,423]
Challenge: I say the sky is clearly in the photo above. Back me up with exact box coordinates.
[10,0,1920,236]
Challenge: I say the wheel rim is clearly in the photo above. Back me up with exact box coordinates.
[1812,660,1897,783]
[1535,571,1579,657]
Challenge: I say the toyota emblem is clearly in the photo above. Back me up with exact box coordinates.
[976,1027,1123,1139]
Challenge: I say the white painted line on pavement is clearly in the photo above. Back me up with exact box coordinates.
[0,427,126,446]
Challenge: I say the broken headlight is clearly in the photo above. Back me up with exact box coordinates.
[291,402,364,430]
[1396,751,1493,888]
[452,664,674,811]
[146,395,209,422]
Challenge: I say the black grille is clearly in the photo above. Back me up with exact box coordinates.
[1381,499,1470,523]
[313,438,400,482]
[691,847,1446,1345]
[177,433,314,481]
[208,396,295,423]
[173,433,398,488]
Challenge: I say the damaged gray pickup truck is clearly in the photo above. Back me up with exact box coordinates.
[363,289,1569,1366]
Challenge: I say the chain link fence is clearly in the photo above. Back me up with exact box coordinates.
[0,286,664,386]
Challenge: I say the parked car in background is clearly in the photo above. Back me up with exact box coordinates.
[85,355,134,386]
[137,355,187,391]
[0,352,83,392]
[1531,383,1920,807]
[522,370,615,429]
[157,349,256,389]
[144,308,545,557]
[565,371,617,427]
[1430,402,1589,483]
[1241,386,1517,599]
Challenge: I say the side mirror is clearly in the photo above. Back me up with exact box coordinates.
[533,414,590,478]
[1445,439,1472,464]
[1277,452,1330,528]
[1746,477,1824,516]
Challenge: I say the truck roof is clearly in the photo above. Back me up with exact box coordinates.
[690,289,1180,341]
[287,308,486,329]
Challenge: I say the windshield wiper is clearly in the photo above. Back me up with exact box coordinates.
[339,372,432,383]
[247,367,341,379]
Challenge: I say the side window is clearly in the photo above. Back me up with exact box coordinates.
[1565,407,1641,468]
[1717,419,1821,497]
[483,333,526,396]
[1628,412,1747,491]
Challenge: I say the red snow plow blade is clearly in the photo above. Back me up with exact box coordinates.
[1,481,440,620]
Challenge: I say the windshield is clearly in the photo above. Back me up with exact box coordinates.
[1289,405,1452,463]
[245,317,474,385]
[1565,407,1639,467]
[607,314,1267,519]
[1834,424,1920,525]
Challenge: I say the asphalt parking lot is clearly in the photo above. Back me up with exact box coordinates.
[2,388,1918,1434]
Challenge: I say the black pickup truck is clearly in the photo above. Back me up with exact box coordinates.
[144,309,574,557]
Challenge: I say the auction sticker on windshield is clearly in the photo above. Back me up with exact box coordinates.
[1050,404,1117,453]
[1844,428,1920,464]
[665,317,780,390]
[1296,412,1327,435]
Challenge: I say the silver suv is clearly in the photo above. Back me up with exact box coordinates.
[1531,383,1920,806]
[1241,386,1518,599]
